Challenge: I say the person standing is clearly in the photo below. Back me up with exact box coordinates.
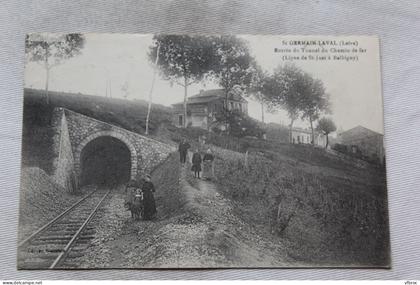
[178,139,185,164]
[178,139,190,164]
[202,148,215,180]
[140,174,157,220]
[191,149,202,178]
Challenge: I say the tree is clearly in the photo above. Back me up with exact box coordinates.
[25,33,85,104]
[210,36,255,132]
[121,81,129,99]
[248,64,269,123]
[299,74,330,144]
[149,35,216,128]
[264,64,304,143]
[316,117,337,148]
[145,42,161,135]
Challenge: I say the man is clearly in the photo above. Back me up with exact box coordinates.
[178,139,190,164]
[191,148,202,179]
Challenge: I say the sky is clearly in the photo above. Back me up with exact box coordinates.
[24,34,384,134]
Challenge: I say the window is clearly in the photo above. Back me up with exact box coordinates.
[178,115,183,126]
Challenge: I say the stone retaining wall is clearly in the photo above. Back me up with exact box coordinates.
[51,108,175,189]
[51,108,77,192]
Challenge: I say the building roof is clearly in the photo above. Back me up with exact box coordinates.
[339,125,383,137]
[291,127,321,135]
[172,89,247,106]
[190,89,226,99]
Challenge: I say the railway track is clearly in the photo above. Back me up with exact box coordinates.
[18,187,112,269]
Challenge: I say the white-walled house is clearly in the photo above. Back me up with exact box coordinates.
[290,127,327,147]
[172,89,248,130]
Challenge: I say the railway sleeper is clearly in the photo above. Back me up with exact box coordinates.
[48,227,95,233]
[21,252,59,260]
[18,260,53,270]
[36,236,74,241]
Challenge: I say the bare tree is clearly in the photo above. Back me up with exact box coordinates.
[145,42,161,135]
[121,81,129,100]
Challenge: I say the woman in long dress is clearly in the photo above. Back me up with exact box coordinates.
[140,174,157,220]
[202,148,215,180]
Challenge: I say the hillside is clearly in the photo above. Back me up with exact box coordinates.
[24,88,173,133]
[22,88,174,172]
[210,143,389,266]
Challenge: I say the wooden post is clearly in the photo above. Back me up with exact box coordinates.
[245,150,249,168]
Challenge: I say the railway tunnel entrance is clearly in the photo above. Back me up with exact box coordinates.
[80,136,131,186]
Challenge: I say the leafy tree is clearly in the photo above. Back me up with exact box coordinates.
[316,117,337,148]
[264,64,330,144]
[149,35,216,128]
[264,64,304,143]
[25,33,85,104]
[210,36,255,131]
[299,74,330,144]
[248,64,269,123]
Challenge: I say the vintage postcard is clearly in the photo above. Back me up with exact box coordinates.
[18,34,390,269]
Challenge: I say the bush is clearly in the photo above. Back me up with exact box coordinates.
[213,109,265,139]
[332,143,348,153]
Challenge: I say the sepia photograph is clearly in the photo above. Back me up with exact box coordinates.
[17,34,390,269]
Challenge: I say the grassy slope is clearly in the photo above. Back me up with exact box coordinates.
[212,142,389,266]
[18,167,87,241]
[22,88,174,172]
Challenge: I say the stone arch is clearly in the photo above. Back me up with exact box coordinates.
[74,130,138,181]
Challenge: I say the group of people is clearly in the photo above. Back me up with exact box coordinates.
[178,139,215,180]
[124,174,157,221]
[124,138,215,221]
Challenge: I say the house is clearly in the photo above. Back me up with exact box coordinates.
[172,89,248,130]
[290,127,327,147]
[336,125,385,164]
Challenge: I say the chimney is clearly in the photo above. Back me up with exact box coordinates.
[199,89,204,95]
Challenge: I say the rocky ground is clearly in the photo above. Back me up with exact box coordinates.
[72,156,291,268]
[18,167,92,242]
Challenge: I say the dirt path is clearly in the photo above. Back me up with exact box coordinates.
[174,166,289,267]
[75,155,289,268]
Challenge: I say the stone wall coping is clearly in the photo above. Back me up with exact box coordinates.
[60,107,171,148]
